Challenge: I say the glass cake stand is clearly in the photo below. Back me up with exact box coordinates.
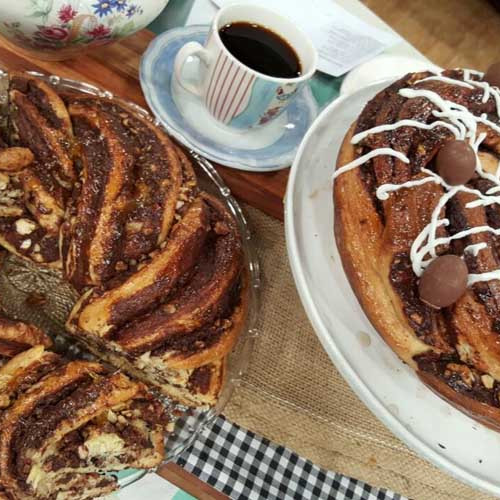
[0,70,260,489]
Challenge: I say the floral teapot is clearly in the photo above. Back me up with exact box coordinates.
[0,0,169,60]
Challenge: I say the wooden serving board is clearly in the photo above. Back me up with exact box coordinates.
[0,30,288,221]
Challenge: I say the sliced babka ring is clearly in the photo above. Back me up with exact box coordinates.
[0,345,61,410]
[113,192,246,363]
[63,102,134,289]
[67,197,211,338]
[0,361,166,500]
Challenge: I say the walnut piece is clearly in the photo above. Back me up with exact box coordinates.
[15,218,36,235]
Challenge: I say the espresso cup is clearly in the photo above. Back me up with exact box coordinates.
[173,3,318,130]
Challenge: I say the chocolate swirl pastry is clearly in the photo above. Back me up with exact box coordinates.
[334,68,500,430]
[0,346,168,500]
[0,73,248,408]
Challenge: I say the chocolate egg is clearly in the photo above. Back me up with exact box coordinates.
[418,255,468,309]
[484,62,500,89]
[435,140,476,185]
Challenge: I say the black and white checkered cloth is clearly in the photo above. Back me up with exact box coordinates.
[176,416,406,500]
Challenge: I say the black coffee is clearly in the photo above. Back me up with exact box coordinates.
[219,22,302,79]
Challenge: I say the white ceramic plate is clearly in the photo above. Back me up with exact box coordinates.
[340,54,441,96]
[285,80,500,497]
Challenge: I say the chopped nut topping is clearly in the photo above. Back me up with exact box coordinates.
[446,363,475,387]
[20,239,31,250]
[107,410,118,423]
[77,445,89,460]
[481,374,495,389]
[115,261,127,272]
[0,173,9,190]
[214,221,230,235]
[164,304,176,314]
[0,206,23,217]
[15,218,36,235]
[32,253,44,262]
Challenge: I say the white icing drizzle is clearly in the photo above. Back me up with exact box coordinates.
[415,75,474,90]
[332,148,409,180]
[351,119,460,144]
[332,69,500,286]
[376,176,438,201]
[464,242,487,257]
[468,269,500,285]
[463,68,485,78]
[458,69,500,117]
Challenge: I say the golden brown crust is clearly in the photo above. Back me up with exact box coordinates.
[334,124,430,368]
[67,197,211,338]
[334,70,500,430]
[0,147,33,172]
[0,317,52,358]
[0,346,61,410]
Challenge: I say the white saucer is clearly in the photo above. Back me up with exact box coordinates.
[140,25,318,172]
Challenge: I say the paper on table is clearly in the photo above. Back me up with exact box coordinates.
[113,473,195,500]
[210,0,400,77]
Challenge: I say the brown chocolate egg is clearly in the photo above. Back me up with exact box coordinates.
[418,255,468,309]
[435,140,476,185]
[484,62,500,89]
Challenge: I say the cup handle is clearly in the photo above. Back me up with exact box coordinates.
[174,41,211,97]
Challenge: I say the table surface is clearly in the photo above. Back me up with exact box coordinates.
[1,0,480,497]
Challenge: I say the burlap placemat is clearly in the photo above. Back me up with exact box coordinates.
[224,205,494,500]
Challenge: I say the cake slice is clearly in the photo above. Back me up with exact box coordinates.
[0,357,168,500]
